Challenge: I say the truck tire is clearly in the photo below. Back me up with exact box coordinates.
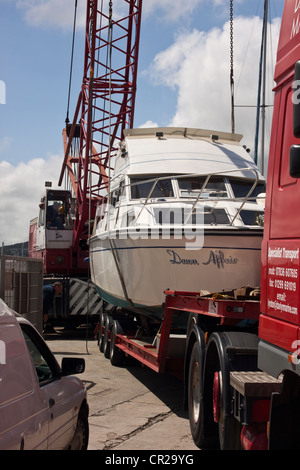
[186,323,218,449]
[103,315,113,358]
[188,340,205,447]
[110,319,126,366]
[204,331,258,450]
[98,313,105,353]
[188,338,218,449]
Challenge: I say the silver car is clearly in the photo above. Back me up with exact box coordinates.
[0,299,89,450]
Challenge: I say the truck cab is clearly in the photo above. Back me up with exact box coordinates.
[259,0,300,380]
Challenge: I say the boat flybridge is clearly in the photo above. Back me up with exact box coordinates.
[89,127,265,320]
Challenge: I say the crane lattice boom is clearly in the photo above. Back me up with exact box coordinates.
[60,0,142,254]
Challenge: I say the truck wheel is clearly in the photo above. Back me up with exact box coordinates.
[215,369,241,450]
[110,320,126,366]
[204,332,257,449]
[98,313,105,353]
[212,367,239,450]
[103,315,112,358]
[188,341,205,447]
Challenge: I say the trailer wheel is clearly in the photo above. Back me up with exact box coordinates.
[103,315,112,358]
[110,320,126,366]
[98,313,105,353]
[188,341,205,447]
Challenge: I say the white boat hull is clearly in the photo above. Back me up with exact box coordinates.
[89,231,262,317]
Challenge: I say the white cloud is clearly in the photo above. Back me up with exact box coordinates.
[146,15,281,164]
[0,154,63,244]
[13,0,225,30]
[139,120,159,128]
[15,0,86,29]
[142,0,230,22]
[143,0,202,22]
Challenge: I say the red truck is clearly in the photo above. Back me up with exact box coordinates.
[96,1,300,450]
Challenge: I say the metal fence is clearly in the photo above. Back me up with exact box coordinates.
[0,255,43,333]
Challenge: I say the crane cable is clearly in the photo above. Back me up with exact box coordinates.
[64,0,78,193]
[230,0,235,135]
[66,0,78,126]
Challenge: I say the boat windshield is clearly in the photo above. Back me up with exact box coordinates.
[229,178,266,201]
[130,177,174,199]
[178,176,265,202]
[178,176,227,198]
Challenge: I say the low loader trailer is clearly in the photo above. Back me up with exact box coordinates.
[97,288,282,450]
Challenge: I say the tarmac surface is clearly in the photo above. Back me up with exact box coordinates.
[45,328,199,452]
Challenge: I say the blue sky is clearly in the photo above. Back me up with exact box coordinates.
[0,0,285,244]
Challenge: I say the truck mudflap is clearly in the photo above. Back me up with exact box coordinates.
[268,370,300,450]
[238,369,300,450]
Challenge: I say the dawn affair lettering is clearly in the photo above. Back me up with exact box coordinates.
[167,250,199,265]
[167,249,239,269]
[203,249,238,269]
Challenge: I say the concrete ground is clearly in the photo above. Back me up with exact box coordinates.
[46,329,199,452]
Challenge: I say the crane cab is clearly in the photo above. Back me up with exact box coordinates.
[29,184,74,274]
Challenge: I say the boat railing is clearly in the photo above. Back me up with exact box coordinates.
[121,167,262,227]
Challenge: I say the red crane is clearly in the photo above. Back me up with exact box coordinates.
[61,0,143,268]
[29,0,143,275]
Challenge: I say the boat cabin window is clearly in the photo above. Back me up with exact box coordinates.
[178,176,227,198]
[130,177,174,199]
[239,210,264,226]
[153,207,229,225]
[229,179,266,201]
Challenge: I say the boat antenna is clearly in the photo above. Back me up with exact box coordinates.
[230,0,235,134]
[254,0,268,173]
[260,0,268,176]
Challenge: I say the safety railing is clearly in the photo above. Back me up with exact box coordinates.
[115,167,263,227]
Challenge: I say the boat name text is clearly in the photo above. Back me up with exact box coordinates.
[203,250,239,269]
[167,250,199,265]
[167,249,239,269]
